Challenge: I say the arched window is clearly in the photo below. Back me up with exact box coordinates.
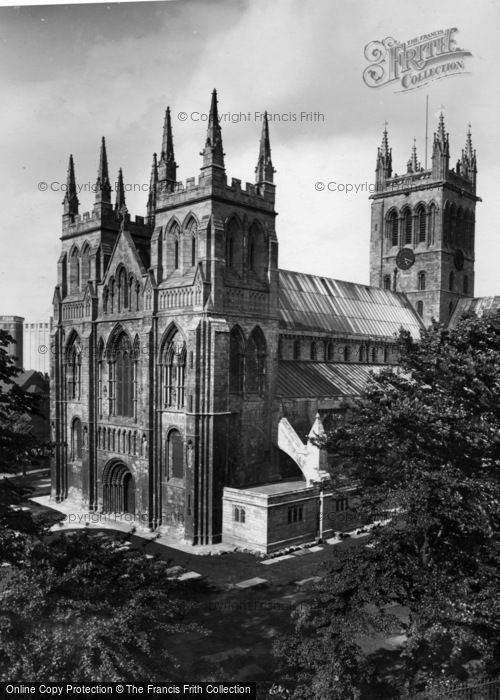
[229,326,245,393]
[417,300,424,317]
[403,209,412,245]
[370,347,377,363]
[119,268,128,310]
[429,203,436,245]
[246,327,267,394]
[293,339,301,360]
[359,345,366,362]
[310,341,317,360]
[162,331,186,409]
[108,333,135,418]
[326,341,334,361]
[248,239,255,271]
[167,429,184,479]
[417,271,426,291]
[191,236,196,267]
[67,337,81,400]
[384,275,391,290]
[343,346,350,362]
[71,418,82,460]
[69,247,80,293]
[174,239,179,270]
[418,207,426,243]
[464,275,469,295]
[81,244,91,282]
[226,236,234,267]
[449,271,455,291]
[387,210,399,247]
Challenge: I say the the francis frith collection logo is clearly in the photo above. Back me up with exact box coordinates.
[363,28,472,91]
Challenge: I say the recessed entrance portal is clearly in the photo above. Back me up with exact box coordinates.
[102,461,135,514]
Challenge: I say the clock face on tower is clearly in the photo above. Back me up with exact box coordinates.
[454,249,465,271]
[396,247,415,270]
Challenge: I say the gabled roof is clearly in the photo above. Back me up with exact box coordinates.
[449,296,500,328]
[277,361,383,399]
[278,270,423,340]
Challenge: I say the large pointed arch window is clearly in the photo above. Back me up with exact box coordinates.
[109,333,136,418]
[81,244,91,282]
[246,327,267,394]
[162,331,186,409]
[226,218,242,271]
[67,336,82,400]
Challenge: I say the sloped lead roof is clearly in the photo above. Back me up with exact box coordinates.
[277,361,382,398]
[278,270,423,340]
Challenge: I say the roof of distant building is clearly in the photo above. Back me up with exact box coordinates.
[449,296,500,328]
[278,270,423,340]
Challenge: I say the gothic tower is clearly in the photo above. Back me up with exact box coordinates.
[369,115,480,326]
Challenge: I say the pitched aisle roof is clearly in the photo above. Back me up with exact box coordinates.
[278,270,423,339]
[277,361,383,399]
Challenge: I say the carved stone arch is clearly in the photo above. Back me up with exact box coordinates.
[106,324,131,360]
[102,459,135,514]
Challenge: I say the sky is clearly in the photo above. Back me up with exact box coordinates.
[0,0,499,321]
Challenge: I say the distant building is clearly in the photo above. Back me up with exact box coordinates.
[23,320,52,373]
[0,315,24,368]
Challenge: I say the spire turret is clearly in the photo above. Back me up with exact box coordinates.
[62,154,79,218]
[431,113,450,179]
[147,153,158,224]
[158,107,177,190]
[407,138,420,173]
[375,123,392,190]
[114,168,126,216]
[255,112,275,185]
[94,137,112,207]
[200,89,225,177]
[458,123,477,191]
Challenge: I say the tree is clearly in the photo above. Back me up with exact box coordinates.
[276,314,500,698]
[0,329,42,471]
[0,530,206,682]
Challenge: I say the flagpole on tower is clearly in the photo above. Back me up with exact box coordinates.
[425,94,429,170]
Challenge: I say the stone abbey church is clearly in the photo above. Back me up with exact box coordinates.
[50,91,479,551]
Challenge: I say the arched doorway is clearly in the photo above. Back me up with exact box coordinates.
[102,461,135,514]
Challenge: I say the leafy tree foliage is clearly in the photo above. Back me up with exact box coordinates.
[0,530,205,682]
[276,314,500,698]
[0,329,42,471]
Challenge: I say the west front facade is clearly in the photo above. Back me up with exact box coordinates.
[50,93,477,550]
